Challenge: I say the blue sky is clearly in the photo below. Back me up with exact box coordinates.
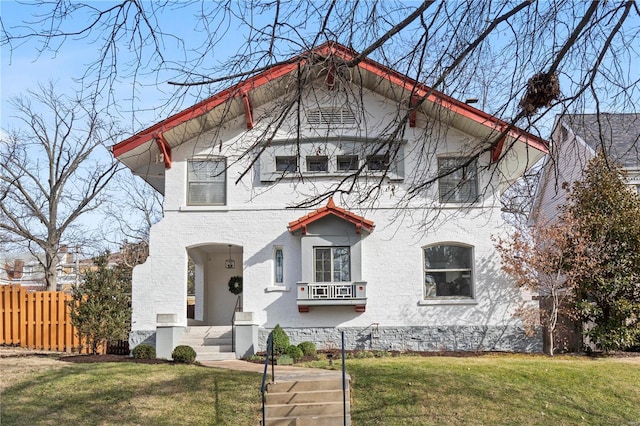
[1,1,221,131]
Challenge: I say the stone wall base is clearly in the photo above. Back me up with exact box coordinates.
[258,325,542,353]
[129,330,156,350]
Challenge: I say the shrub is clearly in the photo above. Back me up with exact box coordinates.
[286,345,304,361]
[271,324,290,355]
[245,354,264,362]
[277,354,293,365]
[297,341,317,357]
[132,344,156,359]
[172,345,197,363]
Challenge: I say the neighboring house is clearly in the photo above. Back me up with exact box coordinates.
[0,252,46,290]
[532,113,640,223]
[113,42,548,359]
[1,247,80,291]
[531,113,640,353]
[1,246,125,292]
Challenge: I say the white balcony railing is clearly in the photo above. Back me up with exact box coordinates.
[296,281,367,312]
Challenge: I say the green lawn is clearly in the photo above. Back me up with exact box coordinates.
[1,354,638,425]
[344,354,640,425]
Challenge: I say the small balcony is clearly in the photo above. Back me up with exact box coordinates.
[296,281,367,312]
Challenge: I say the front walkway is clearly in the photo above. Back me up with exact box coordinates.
[199,359,348,381]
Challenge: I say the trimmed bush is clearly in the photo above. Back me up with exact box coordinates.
[297,341,317,357]
[271,324,290,355]
[286,344,304,361]
[277,354,293,365]
[132,344,156,359]
[172,345,197,364]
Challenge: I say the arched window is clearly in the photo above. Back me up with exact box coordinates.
[423,244,473,298]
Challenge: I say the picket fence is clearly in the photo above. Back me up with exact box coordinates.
[1,285,106,354]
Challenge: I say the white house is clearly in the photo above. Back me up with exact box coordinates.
[113,42,548,359]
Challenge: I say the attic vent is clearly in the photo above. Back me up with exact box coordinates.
[307,108,356,126]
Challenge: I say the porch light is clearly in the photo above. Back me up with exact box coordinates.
[225,245,235,269]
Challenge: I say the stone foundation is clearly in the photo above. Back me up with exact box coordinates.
[258,325,542,353]
[129,330,156,350]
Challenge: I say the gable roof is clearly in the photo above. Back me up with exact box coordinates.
[113,41,548,193]
[560,113,640,168]
[288,198,374,235]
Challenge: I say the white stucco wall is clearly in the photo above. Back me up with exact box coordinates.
[129,84,537,350]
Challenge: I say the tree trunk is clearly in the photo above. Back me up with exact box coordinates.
[45,249,59,291]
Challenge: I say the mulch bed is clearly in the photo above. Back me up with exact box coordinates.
[62,354,171,365]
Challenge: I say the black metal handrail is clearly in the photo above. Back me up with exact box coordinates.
[341,330,347,426]
[230,295,242,352]
[260,332,275,426]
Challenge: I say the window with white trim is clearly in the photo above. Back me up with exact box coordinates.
[423,244,473,298]
[306,156,329,172]
[366,154,389,171]
[337,155,358,171]
[187,158,226,205]
[314,247,350,282]
[276,156,297,172]
[274,247,284,284]
[438,157,478,203]
[259,139,404,182]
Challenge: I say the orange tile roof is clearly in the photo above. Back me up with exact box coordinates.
[288,198,375,235]
[113,41,548,160]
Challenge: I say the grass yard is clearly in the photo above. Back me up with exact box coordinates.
[1,353,638,425]
[0,361,262,425]
[343,354,640,425]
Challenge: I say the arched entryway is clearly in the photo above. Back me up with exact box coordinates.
[186,243,243,326]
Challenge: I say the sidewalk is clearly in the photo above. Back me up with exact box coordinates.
[199,359,349,381]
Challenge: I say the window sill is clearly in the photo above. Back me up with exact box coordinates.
[261,171,404,183]
[265,285,290,293]
[418,298,478,306]
[179,205,229,212]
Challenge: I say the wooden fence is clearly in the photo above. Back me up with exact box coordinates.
[1,285,103,354]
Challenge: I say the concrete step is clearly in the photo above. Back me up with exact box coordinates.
[263,378,351,426]
[266,379,343,393]
[265,401,347,418]
[180,336,232,345]
[190,344,233,353]
[196,352,237,361]
[264,414,351,426]
[265,389,346,405]
[185,326,231,335]
[179,326,235,361]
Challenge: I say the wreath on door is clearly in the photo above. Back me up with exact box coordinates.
[228,276,243,295]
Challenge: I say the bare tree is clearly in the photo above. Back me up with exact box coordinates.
[100,172,163,269]
[102,172,162,245]
[0,83,121,291]
[2,1,638,213]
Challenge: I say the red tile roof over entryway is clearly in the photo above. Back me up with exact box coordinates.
[288,198,375,235]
